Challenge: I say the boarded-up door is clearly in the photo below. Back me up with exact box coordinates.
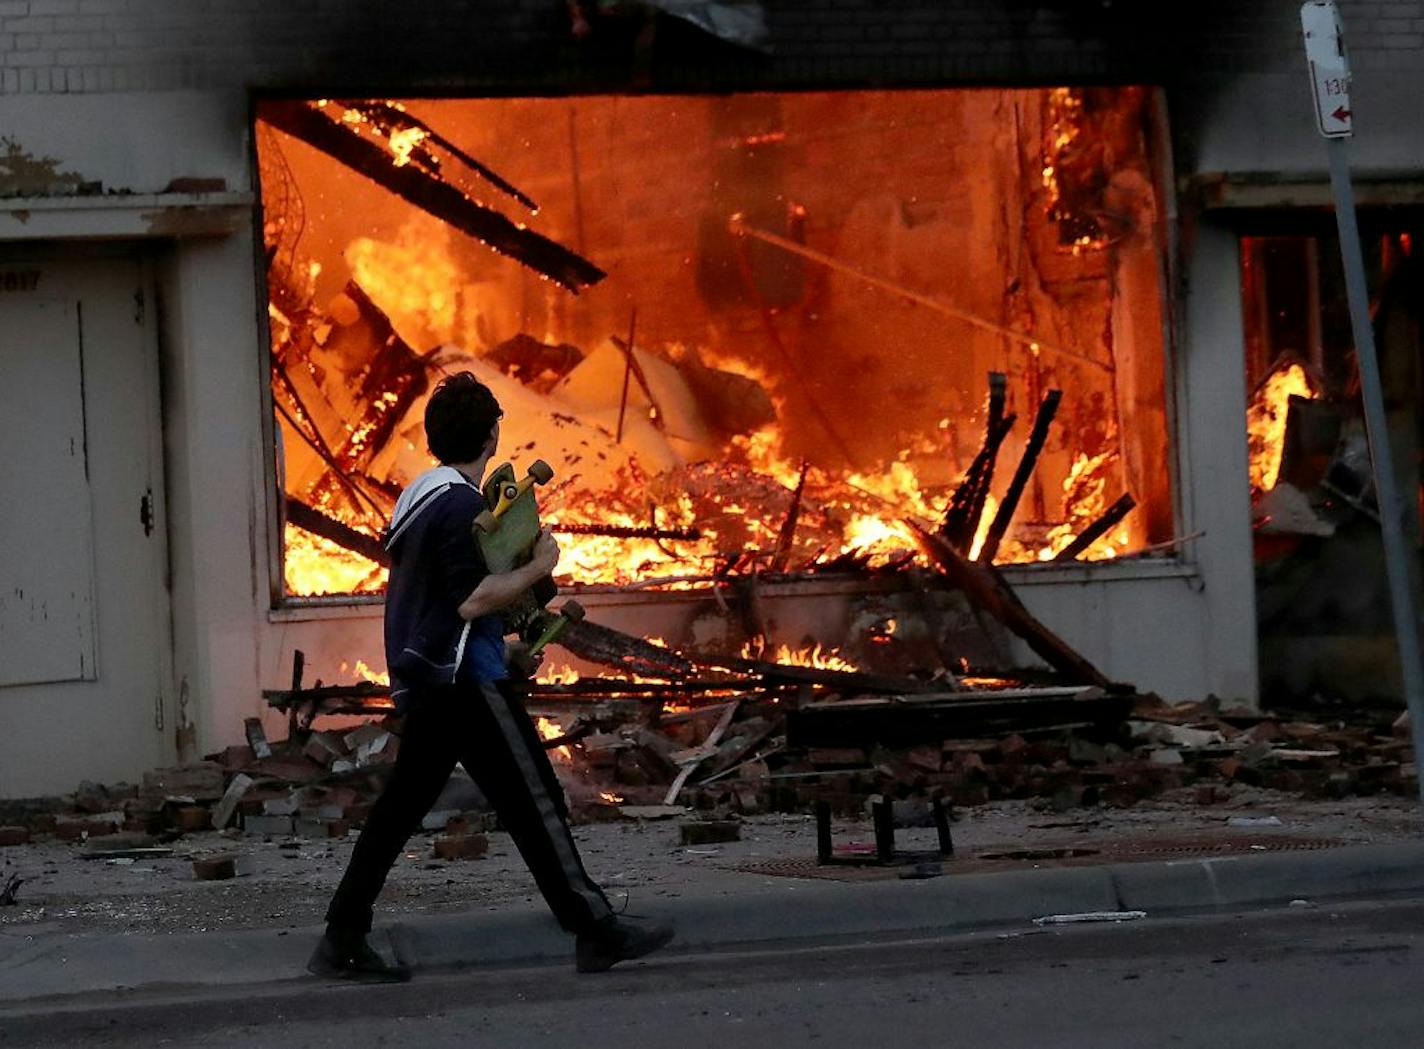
[0,253,173,793]
[0,299,99,685]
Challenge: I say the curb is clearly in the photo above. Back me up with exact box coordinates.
[2,842,1422,1006]
[396,841,1424,969]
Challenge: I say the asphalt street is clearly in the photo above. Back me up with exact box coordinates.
[2,897,1420,1048]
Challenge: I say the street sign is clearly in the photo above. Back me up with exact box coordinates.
[1301,1,1353,137]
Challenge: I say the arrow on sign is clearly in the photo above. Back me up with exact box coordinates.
[1332,105,1352,122]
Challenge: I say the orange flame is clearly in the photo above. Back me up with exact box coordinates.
[284,524,387,596]
[337,658,391,685]
[1247,363,1317,491]
[745,641,859,672]
[536,717,572,762]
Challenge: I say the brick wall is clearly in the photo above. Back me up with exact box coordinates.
[1,0,1420,97]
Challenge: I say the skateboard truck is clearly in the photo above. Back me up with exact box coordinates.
[476,458,554,531]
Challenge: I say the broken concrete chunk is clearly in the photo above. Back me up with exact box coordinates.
[1129,721,1227,749]
[244,717,274,760]
[421,808,462,832]
[617,805,685,820]
[210,774,255,831]
[343,722,388,752]
[262,795,300,817]
[354,732,396,767]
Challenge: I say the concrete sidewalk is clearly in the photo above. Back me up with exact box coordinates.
[1,841,1421,1008]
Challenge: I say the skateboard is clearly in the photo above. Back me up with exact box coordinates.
[472,458,584,657]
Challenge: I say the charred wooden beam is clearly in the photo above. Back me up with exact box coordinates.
[615,308,639,443]
[331,100,539,211]
[979,389,1062,563]
[263,682,391,709]
[519,679,755,698]
[550,523,702,541]
[942,412,1016,553]
[556,619,697,678]
[538,721,595,751]
[770,460,809,573]
[1052,493,1137,562]
[786,687,1132,748]
[908,522,1112,688]
[261,102,605,292]
[285,498,390,566]
[682,651,935,695]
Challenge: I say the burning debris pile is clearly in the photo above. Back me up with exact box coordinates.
[0,652,1412,864]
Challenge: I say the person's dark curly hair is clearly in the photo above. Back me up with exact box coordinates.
[424,372,503,464]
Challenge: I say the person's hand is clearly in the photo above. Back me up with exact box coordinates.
[505,640,543,680]
[530,528,560,575]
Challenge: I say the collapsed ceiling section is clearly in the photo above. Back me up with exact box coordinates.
[255,88,1175,599]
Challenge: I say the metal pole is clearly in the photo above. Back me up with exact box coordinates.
[1326,137,1424,815]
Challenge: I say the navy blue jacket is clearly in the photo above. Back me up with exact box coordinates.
[383,466,506,710]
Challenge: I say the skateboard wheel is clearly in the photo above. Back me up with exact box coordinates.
[528,459,554,484]
[472,509,497,534]
[559,599,585,623]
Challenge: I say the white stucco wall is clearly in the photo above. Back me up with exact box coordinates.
[0,66,1319,797]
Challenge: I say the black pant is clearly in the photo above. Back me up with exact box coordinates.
[325,680,612,935]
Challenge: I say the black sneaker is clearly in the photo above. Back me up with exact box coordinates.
[575,916,674,973]
[307,928,412,983]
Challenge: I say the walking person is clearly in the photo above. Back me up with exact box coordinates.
[309,371,673,981]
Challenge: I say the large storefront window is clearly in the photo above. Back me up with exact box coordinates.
[255,89,1175,600]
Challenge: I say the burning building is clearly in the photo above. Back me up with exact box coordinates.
[2,0,1421,796]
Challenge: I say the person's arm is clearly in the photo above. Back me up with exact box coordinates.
[457,529,560,621]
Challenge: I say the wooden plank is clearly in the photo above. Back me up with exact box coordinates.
[663,700,741,804]
[908,522,1112,688]
[285,498,389,565]
[979,389,1061,563]
[1053,493,1138,562]
[261,101,604,292]
[556,619,696,678]
[683,650,935,695]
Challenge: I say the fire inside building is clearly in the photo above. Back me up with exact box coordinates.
[1,3,1421,802]
[259,89,1173,602]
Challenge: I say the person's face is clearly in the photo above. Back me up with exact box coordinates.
[483,420,500,459]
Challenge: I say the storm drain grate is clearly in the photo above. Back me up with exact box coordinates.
[733,835,1345,882]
